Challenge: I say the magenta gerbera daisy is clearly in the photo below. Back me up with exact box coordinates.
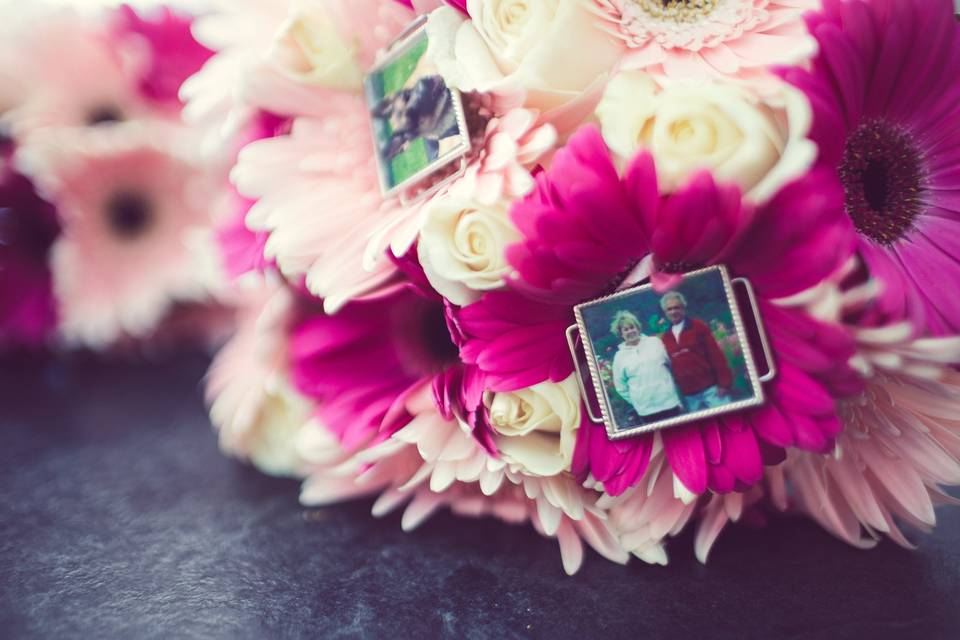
[779,0,960,335]
[288,260,489,453]
[0,169,59,350]
[456,125,861,497]
[113,5,213,109]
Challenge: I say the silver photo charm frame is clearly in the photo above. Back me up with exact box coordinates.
[567,265,776,441]
[364,17,471,204]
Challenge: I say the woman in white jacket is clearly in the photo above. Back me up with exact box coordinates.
[609,311,683,428]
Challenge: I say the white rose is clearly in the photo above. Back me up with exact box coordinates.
[245,382,313,478]
[485,376,580,477]
[428,2,623,116]
[596,71,816,203]
[267,0,362,90]
[418,194,520,306]
[473,0,560,64]
[210,373,313,479]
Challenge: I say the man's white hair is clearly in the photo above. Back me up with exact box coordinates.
[660,291,687,311]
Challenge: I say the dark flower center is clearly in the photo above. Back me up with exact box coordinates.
[838,119,926,246]
[85,105,124,126]
[105,191,154,240]
[392,297,460,377]
[602,257,643,294]
[660,260,700,274]
[0,122,12,152]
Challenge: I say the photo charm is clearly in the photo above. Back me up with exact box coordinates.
[569,266,776,441]
[364,17,471,201]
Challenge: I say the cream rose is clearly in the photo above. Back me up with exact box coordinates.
[212,373,313,479]
[473,0,560,64]
[485,376,580,477]
[418,194,520,306]
[428,2,623,117]
[595,71,816,203]
[245,382,313,477]
[267,0,362,90]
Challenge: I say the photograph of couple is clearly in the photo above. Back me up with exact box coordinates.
[577,267,764,436]
[364,26,468,194]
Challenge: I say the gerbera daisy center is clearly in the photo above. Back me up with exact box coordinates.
[0,122,12,151]
[85,104,125,126]
[392,297,460,376]
[105,191,154,240]
[838,120,925,245]
[628,0,719,22]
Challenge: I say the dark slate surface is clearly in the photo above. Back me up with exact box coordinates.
[1,354,959,640]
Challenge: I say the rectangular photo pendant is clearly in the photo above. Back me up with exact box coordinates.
[569,265,775,441]
[364,17,471,201]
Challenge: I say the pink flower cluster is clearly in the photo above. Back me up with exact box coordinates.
[0,4,230,352]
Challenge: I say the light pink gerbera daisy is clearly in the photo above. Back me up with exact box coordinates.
[18,124,224,346]
[589,0,819,85]
[215,0,420,311]
[179,0,290,155]
[206,282,313,477]
[232,104,410,313]
[0,8,33,124]
[2,9,157,143]
[771,370,960,550]
[299,381,630,575]
[181,0,412,155]
[597,445,767,563]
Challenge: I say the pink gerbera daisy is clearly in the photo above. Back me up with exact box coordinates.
[2,9,155,142]
[18,125,223,346]
[179,0,290,154]
[299,383,628,575]
[589,0,819,85]
[206,282,313,477]
[233,103,410,313]
[456,125,860,497]
[771,370,960,550]
[779,0,960,335]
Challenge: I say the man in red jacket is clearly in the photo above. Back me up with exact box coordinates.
[659,291,733,411]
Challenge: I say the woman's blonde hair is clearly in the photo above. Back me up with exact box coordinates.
[610,310,642,338]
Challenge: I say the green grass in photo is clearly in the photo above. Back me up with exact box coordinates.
[365,71,386,103]
[388,137,430,187]
[380,36,428,97]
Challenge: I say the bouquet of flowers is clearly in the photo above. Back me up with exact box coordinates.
[0,3,232,352]
[184,0,960,574]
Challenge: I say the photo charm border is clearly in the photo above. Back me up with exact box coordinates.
[364,16,472,202]
[571,265,770,441]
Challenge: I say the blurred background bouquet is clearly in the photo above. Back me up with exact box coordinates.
[1,0,235,354]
